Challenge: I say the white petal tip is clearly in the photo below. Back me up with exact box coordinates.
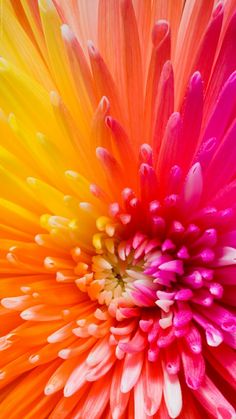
[61,24,74,42]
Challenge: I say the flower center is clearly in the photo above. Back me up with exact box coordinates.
[79,211,224,321]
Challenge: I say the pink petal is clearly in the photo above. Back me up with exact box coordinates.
[109,361,129,419]
[120,351,144,393]
[193,376,236,418]
[183,162,203,210]
[143,358,163,415]
[181,345,205,389]
[145,20,170,142]
[152,61,174,162]
[163,367,182,419]
[192,2,223,87]
[179,72,203,172]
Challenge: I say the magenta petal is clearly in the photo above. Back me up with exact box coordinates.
[202,72,236,145]
[205,11,236,118]
[204,120,236,199]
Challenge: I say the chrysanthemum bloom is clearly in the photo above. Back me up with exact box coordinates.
[0,0,236,417]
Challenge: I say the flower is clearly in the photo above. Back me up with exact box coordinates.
[0,0,236,417]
